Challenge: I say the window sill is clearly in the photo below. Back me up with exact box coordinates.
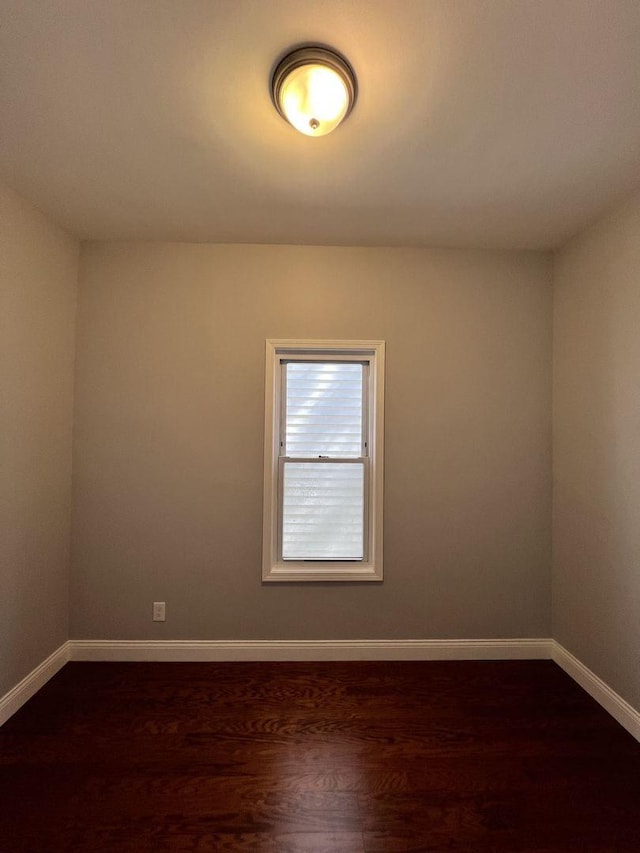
[262,561,383,583]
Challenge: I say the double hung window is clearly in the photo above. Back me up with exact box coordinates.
[263,340,384,582]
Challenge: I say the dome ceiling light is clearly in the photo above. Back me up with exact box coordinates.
[271,46,357,137]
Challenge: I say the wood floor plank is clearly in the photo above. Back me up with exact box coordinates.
[0,660,638,852]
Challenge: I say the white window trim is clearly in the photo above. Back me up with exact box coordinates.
[262,339,385,582]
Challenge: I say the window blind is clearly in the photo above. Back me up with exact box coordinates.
[284,362,363,457]
[282,462,364,560]
[282,361,365,560]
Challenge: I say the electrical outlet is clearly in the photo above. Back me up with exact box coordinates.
[152,601,166,622]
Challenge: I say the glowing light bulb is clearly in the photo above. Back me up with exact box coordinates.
[272,47,356,137]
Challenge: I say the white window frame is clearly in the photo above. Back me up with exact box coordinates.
[262,339,385,582]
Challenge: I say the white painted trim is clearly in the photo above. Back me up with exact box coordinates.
[69,638,552,662]
[262,339,385,582]
[0,642,69,727]
[5,639,637,744]
[551,641,640,743]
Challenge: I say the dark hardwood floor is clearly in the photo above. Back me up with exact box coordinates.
[0,660,638,852]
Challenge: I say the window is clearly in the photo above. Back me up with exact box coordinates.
[263,340,385,582]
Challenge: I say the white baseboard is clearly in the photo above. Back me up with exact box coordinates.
[551,641,640,742]
[0,642,69,727]
[0,638,550,727]
[68,637,553,662]
[3,639,638,744]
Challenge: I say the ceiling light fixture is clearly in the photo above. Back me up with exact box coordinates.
[271,46,357,137]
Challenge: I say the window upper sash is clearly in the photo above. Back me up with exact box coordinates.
[280,359,369,459]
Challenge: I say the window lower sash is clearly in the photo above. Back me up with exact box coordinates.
[278,457,369,563]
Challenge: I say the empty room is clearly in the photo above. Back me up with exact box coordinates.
[1,1,639,851]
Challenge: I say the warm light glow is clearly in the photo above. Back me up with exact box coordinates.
[279,63,350,136]
[272,47,356,137]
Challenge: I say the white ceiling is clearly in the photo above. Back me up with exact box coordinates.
[1,0,639,249]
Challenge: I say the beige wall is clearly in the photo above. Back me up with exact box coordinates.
[2,175,637,722]
[553,191,640,710]
[0,184,78,696]
[71,242,552,640]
